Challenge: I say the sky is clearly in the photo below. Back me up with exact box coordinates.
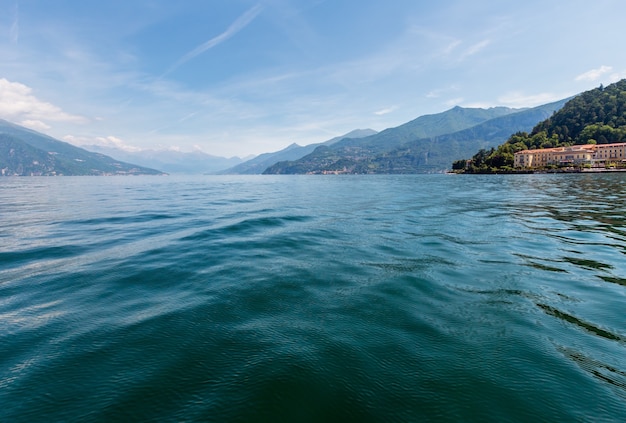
[1,0,626,158]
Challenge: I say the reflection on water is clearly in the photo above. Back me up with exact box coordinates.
[558,345,626,397]
[506,174,626,404]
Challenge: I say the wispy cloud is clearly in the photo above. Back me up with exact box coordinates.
[575,65,612,82]
[164,4,263,76]
[10,4,19,43]
[444,98,464,107]
[608,70,626,83]
[459,39,490,61]
[374,106,397,116]
[0,78,87,125]
[426,85,460,99]
[63,134,141,152]
[498,91,562,108]
[442,39,461,56]
[20,120,50,131]
[575,66,626,84]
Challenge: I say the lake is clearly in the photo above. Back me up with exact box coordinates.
[1,174,625,422]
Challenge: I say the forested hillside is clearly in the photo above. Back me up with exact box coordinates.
[532,79,626,145]
[455,79,626,172]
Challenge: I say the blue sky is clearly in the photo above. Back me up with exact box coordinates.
[1,0,625,157]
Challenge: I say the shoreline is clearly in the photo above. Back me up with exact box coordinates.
[452,168,626,175]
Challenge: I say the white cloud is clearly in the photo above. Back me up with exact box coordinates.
[498,91,562,108]
[20,120,51,131]
[0,78,87,124]
[575,66,612,82]
[63,134,141,152]
[607,70,626,84]
[374,106,397,116]
[426,85,460,99]
[462,102,493,109]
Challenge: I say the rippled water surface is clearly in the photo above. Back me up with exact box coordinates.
[1,174,626,422]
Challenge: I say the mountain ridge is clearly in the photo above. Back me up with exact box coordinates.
[0,119,165,176]
[263,100,568,174]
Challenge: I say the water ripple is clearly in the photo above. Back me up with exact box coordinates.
[1,175,626,421]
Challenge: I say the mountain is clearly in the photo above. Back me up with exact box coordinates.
[0,120,165,176]
[82,145,243,174]
[220,128,378,174]
[457,79,626,172]
[263,102,567,174]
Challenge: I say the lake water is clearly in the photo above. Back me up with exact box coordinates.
[1,174,625,422]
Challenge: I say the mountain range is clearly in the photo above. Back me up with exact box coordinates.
[0,119,164,176]
[2,96,572,176]
[263,100,568,174]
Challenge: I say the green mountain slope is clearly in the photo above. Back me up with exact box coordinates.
[264,101,566,174]
[0,120,165,176]
[220,129,377,174]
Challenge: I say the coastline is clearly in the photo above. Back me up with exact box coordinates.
[451,168,626,175]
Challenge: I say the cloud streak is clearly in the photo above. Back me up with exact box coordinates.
[374,106,397,116]
[459,39,490,61]
[10,4,19,43]
[164,4,263,76]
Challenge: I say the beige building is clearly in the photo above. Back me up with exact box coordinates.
[514,143,626,168]
[594,143,626,163]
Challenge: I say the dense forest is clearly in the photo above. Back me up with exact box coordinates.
[454,79,626,172]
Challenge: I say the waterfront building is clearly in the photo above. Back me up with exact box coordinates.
[514,143,626,168]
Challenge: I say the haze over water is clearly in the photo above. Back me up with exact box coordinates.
[1,174,625,422]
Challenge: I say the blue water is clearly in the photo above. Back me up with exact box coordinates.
[1,174,625,422]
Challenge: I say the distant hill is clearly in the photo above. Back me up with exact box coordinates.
[0,120,165,176]
[220,128,377,174]
[458,79,626,172]
[263,103,567,174]
[83,145,243,174]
